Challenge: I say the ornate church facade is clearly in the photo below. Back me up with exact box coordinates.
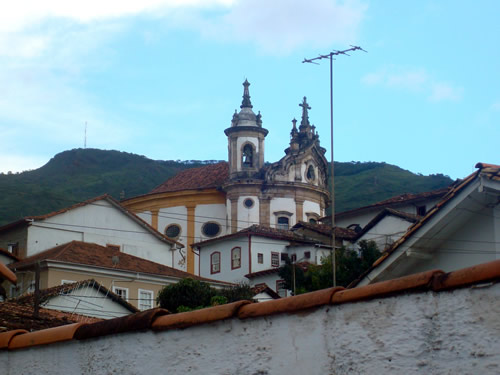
[122,80,330,274]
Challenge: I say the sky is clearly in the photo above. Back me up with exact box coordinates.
[0,0,498,179]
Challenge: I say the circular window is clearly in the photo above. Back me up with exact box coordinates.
[202,222,221,237]
[243,198,254,208]
[306,165,316,181]
[165,224,181,239]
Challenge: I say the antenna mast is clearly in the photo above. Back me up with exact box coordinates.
[303,45,367,287]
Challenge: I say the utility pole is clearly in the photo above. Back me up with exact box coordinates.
[303,46,366,287]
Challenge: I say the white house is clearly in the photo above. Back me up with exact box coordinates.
[12,279,139,319]
[0,195,185,269]
[193,225,330,296]
[352,163,500,286]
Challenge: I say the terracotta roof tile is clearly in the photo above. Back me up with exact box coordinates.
[10,241,216,283]
[152,301,250,331]
[0,301,100,333]
[193,224,318,248]
[292,221,358,240]
[3,258,500,350]
[0,262,16,284]
[251,283,281,299]
[238,287,343,319]
[150,162,229,194]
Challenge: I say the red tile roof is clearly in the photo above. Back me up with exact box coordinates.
[10,241,220,283]
[0,301,101,332]
[292,221,358,240]
[251,284,281,299]
[193,224,319,248]
[2,258,500,348]
[322,187,450,222]
[150,162,229,194]
[349,163,500,287]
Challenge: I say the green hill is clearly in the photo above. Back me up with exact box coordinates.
[0,149,453,226]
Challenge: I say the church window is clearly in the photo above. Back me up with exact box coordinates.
[210,252,221,274]
[243,198,254,208]
[202,222,221,237]
[242,144,254,167]
[277,217,289,230]
[306,165,316,181]
[165,224,181,239]
[231,247,241,269]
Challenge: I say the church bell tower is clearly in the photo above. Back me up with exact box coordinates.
[225,80,268,179]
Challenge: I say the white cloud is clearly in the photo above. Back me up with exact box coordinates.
[362,66,463,102]
[429,82,463,102]
[0,154,49,173]
[189,0,368,54]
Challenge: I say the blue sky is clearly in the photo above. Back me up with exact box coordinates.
[0,0,498,179]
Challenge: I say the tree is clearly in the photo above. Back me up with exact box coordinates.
[156,278,214,312]
[156,278,255,313]
[278,240,381,294]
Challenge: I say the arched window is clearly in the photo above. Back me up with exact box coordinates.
[210,252,221,274]
[242,144,253,167]
[231,247,241,269]
[277,216,289,230]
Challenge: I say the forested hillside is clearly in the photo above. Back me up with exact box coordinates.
[0,148,453,226]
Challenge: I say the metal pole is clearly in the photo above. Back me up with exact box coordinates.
[302,46,366,287]
[330,54,336,287]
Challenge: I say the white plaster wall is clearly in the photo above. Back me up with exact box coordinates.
[302,200,320,222]
[237,195,259,230]
[270,197,296,228]
[336,211,377,229]
[158,206,188,270]
[136,211,151,225]
[25,200,174,266]
[410,204,499,275]
[357,215,414,251]
[43,286,132,319]
[5,282,500,374]
[199,237,249,283]
[236,136,259,171]
[250,237,289,273]
[194,204,227,243]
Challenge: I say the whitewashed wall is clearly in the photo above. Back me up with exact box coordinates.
[302,200,321,221]
[194,204,227,243]
[269,197,296,228]
[356,215,414,251]
[158,206,188,270]
[237,195,260,230]
[26,199,175,266]
[4,281,500,374]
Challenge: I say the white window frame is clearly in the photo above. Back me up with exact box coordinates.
[112,286,129,301]
[138,289,154,311]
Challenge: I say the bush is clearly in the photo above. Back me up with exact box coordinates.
[156,278,215,313]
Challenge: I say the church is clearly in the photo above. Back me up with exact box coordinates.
[122,80,330,275]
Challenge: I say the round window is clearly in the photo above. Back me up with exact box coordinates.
[306,165,316,181]
[165,224,181,239]
[202,222,221,237]
[243,198,254,208]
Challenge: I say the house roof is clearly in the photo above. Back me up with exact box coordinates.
[353,208,419,241]
[349,162,500,287]
[9,241,219,284]
[291,221,358,240]
[0,301,101,332]
[321,187,450,222]
[0,194,182,248]
[2,257,500,349]
[192,224,319,248]
[149,162,229,194]
[251,283,281,300]
[0,247,19,262]
[0,262,16,284]
[12,279,139,314]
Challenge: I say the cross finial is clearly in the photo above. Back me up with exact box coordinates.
[299,96,311,128]
[241,79,253,109]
